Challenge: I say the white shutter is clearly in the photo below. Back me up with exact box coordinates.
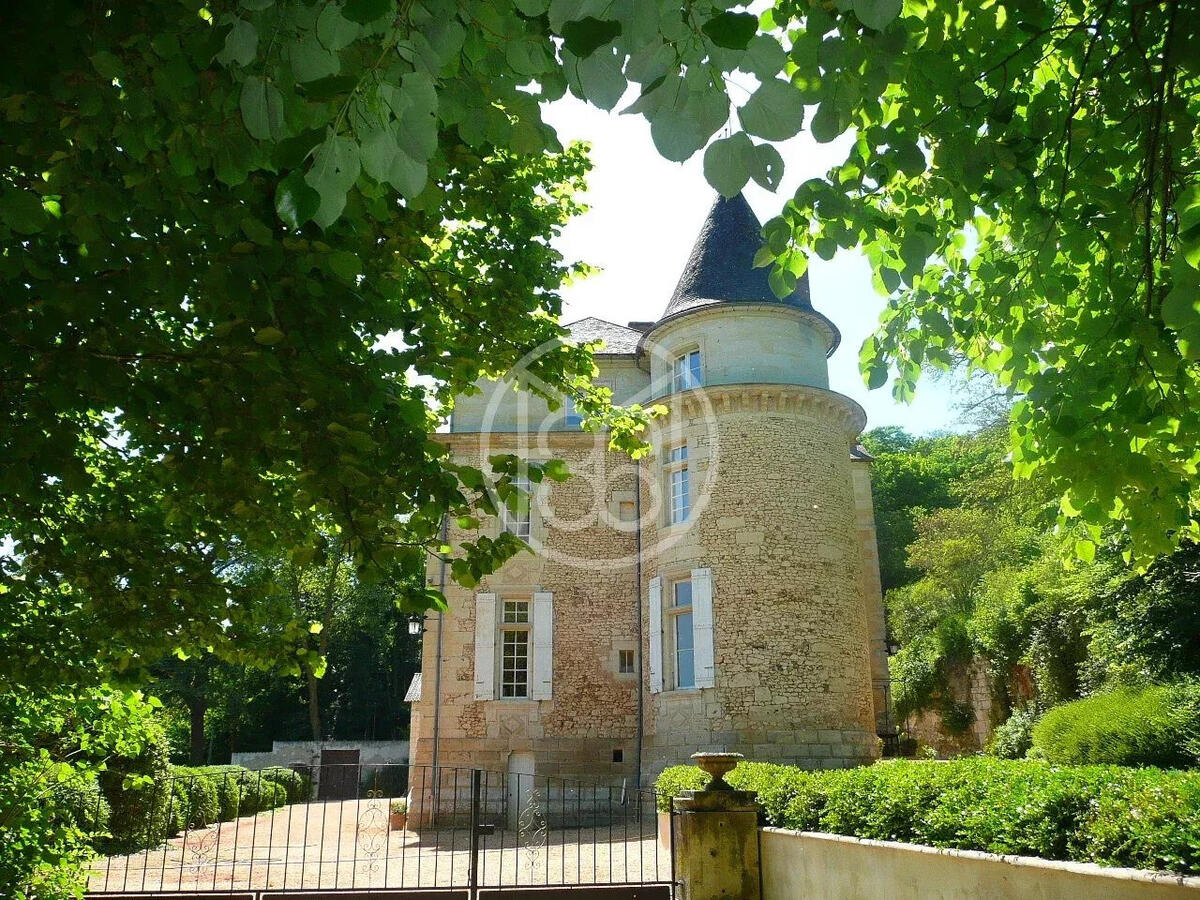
[474,592,496,700]
[531,591,554,700]
[692,567,715,688]
[648,576,663,694]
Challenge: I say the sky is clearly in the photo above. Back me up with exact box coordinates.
[541,95,967,436]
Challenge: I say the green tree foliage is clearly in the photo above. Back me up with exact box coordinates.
[0,688,162,898]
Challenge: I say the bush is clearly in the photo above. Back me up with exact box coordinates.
[169,771,220,828]
[259,766,313,803]
[987,708,1037,759]
[99,722,175,851]
[655,757,1200,874]
[48,774,111,836]
[1031,681,1200,768]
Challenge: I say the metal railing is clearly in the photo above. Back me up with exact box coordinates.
[85,764,672,893]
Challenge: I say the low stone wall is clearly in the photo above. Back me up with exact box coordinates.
[231,739,410,771]
[760,829,1200,900]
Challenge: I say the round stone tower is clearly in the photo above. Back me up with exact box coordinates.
[638,194,882,773]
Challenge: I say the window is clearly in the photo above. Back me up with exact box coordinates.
[672,349,702,391]
[665,443,689,525]
[618,649,635,674]
[500,471,532,540]
[669,579,695,689]
[618,500,636,522]
[563,394,583,428]
[500,600,531,698]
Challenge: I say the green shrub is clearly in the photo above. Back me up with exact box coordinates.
[987,708,1037,759]
[655,757,1200,874]
[48,774,111,836]
[1032,681,1200,768]
[99,722,176,851]
[259,766,313,803]
[169,771,220,828]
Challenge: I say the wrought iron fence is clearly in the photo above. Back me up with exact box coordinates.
[85,764,672,893]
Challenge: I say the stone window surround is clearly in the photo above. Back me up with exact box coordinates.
[499,598,531,699]
[612,639,637,679]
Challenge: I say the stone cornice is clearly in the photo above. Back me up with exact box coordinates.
[658,382,867,439]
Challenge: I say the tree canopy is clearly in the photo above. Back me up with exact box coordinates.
[4,0,1199,691]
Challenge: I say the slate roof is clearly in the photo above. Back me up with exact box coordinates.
[663,193,812,319]
[566,316,642,355]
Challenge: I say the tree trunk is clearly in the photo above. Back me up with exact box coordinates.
[307,669,322,742]
[188,697,207,766]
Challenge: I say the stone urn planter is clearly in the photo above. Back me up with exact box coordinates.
[389,798,408,831]
[690,751,744,791]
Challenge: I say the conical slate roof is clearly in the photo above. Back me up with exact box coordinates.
[662,193,812,319]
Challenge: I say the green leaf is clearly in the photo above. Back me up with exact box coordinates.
[291,34,340,82]
[1162,281,1199,330]
[738,78,804,142]
[747,142,784,191]
[218,18,257,67]
[574,48,627,111]
[701,12,758,50]
[561,17,622,58]
[305,135,361,228]
[810,99,842,143]
[542,459,571,482]
[239,76,285,141]
[275,171,320,229]
[742,35,787,79]
[254,326,286,345]
[328,250,362,281]
[342,0,393,25]
[0,189,46,235]
[1074,539,1096,564]
[317,5,360,51]
[515,0,550,13]
[852,0,902,30]
[867,363,889,390]
[703,133,753,198]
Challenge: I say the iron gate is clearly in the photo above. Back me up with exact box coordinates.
[84,764,673,898]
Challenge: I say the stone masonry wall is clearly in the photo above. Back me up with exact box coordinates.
[640,385,880,774]
[408,431,643,785]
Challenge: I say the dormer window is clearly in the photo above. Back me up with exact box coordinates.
[673,349,702,392]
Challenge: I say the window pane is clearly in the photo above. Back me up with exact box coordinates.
[501,628,529,698]
[502,600,529,624]
[673,580,692,608]
[501,473,532,539]
[675,611,694,688]
[688,350,701,385]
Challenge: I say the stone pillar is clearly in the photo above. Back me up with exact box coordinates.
[672,752,762,900]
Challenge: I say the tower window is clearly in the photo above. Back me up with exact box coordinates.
[500,469,532,540]
[665,443,690,525]
[673,348,702,391]
[618,649,635,674]
[668,579,695,689]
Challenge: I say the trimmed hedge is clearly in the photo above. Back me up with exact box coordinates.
[49,774,111,835]
[99,763,292,855]
[1031,682,1200,768]
[259,766,314,803]
[656,757,1200,875]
